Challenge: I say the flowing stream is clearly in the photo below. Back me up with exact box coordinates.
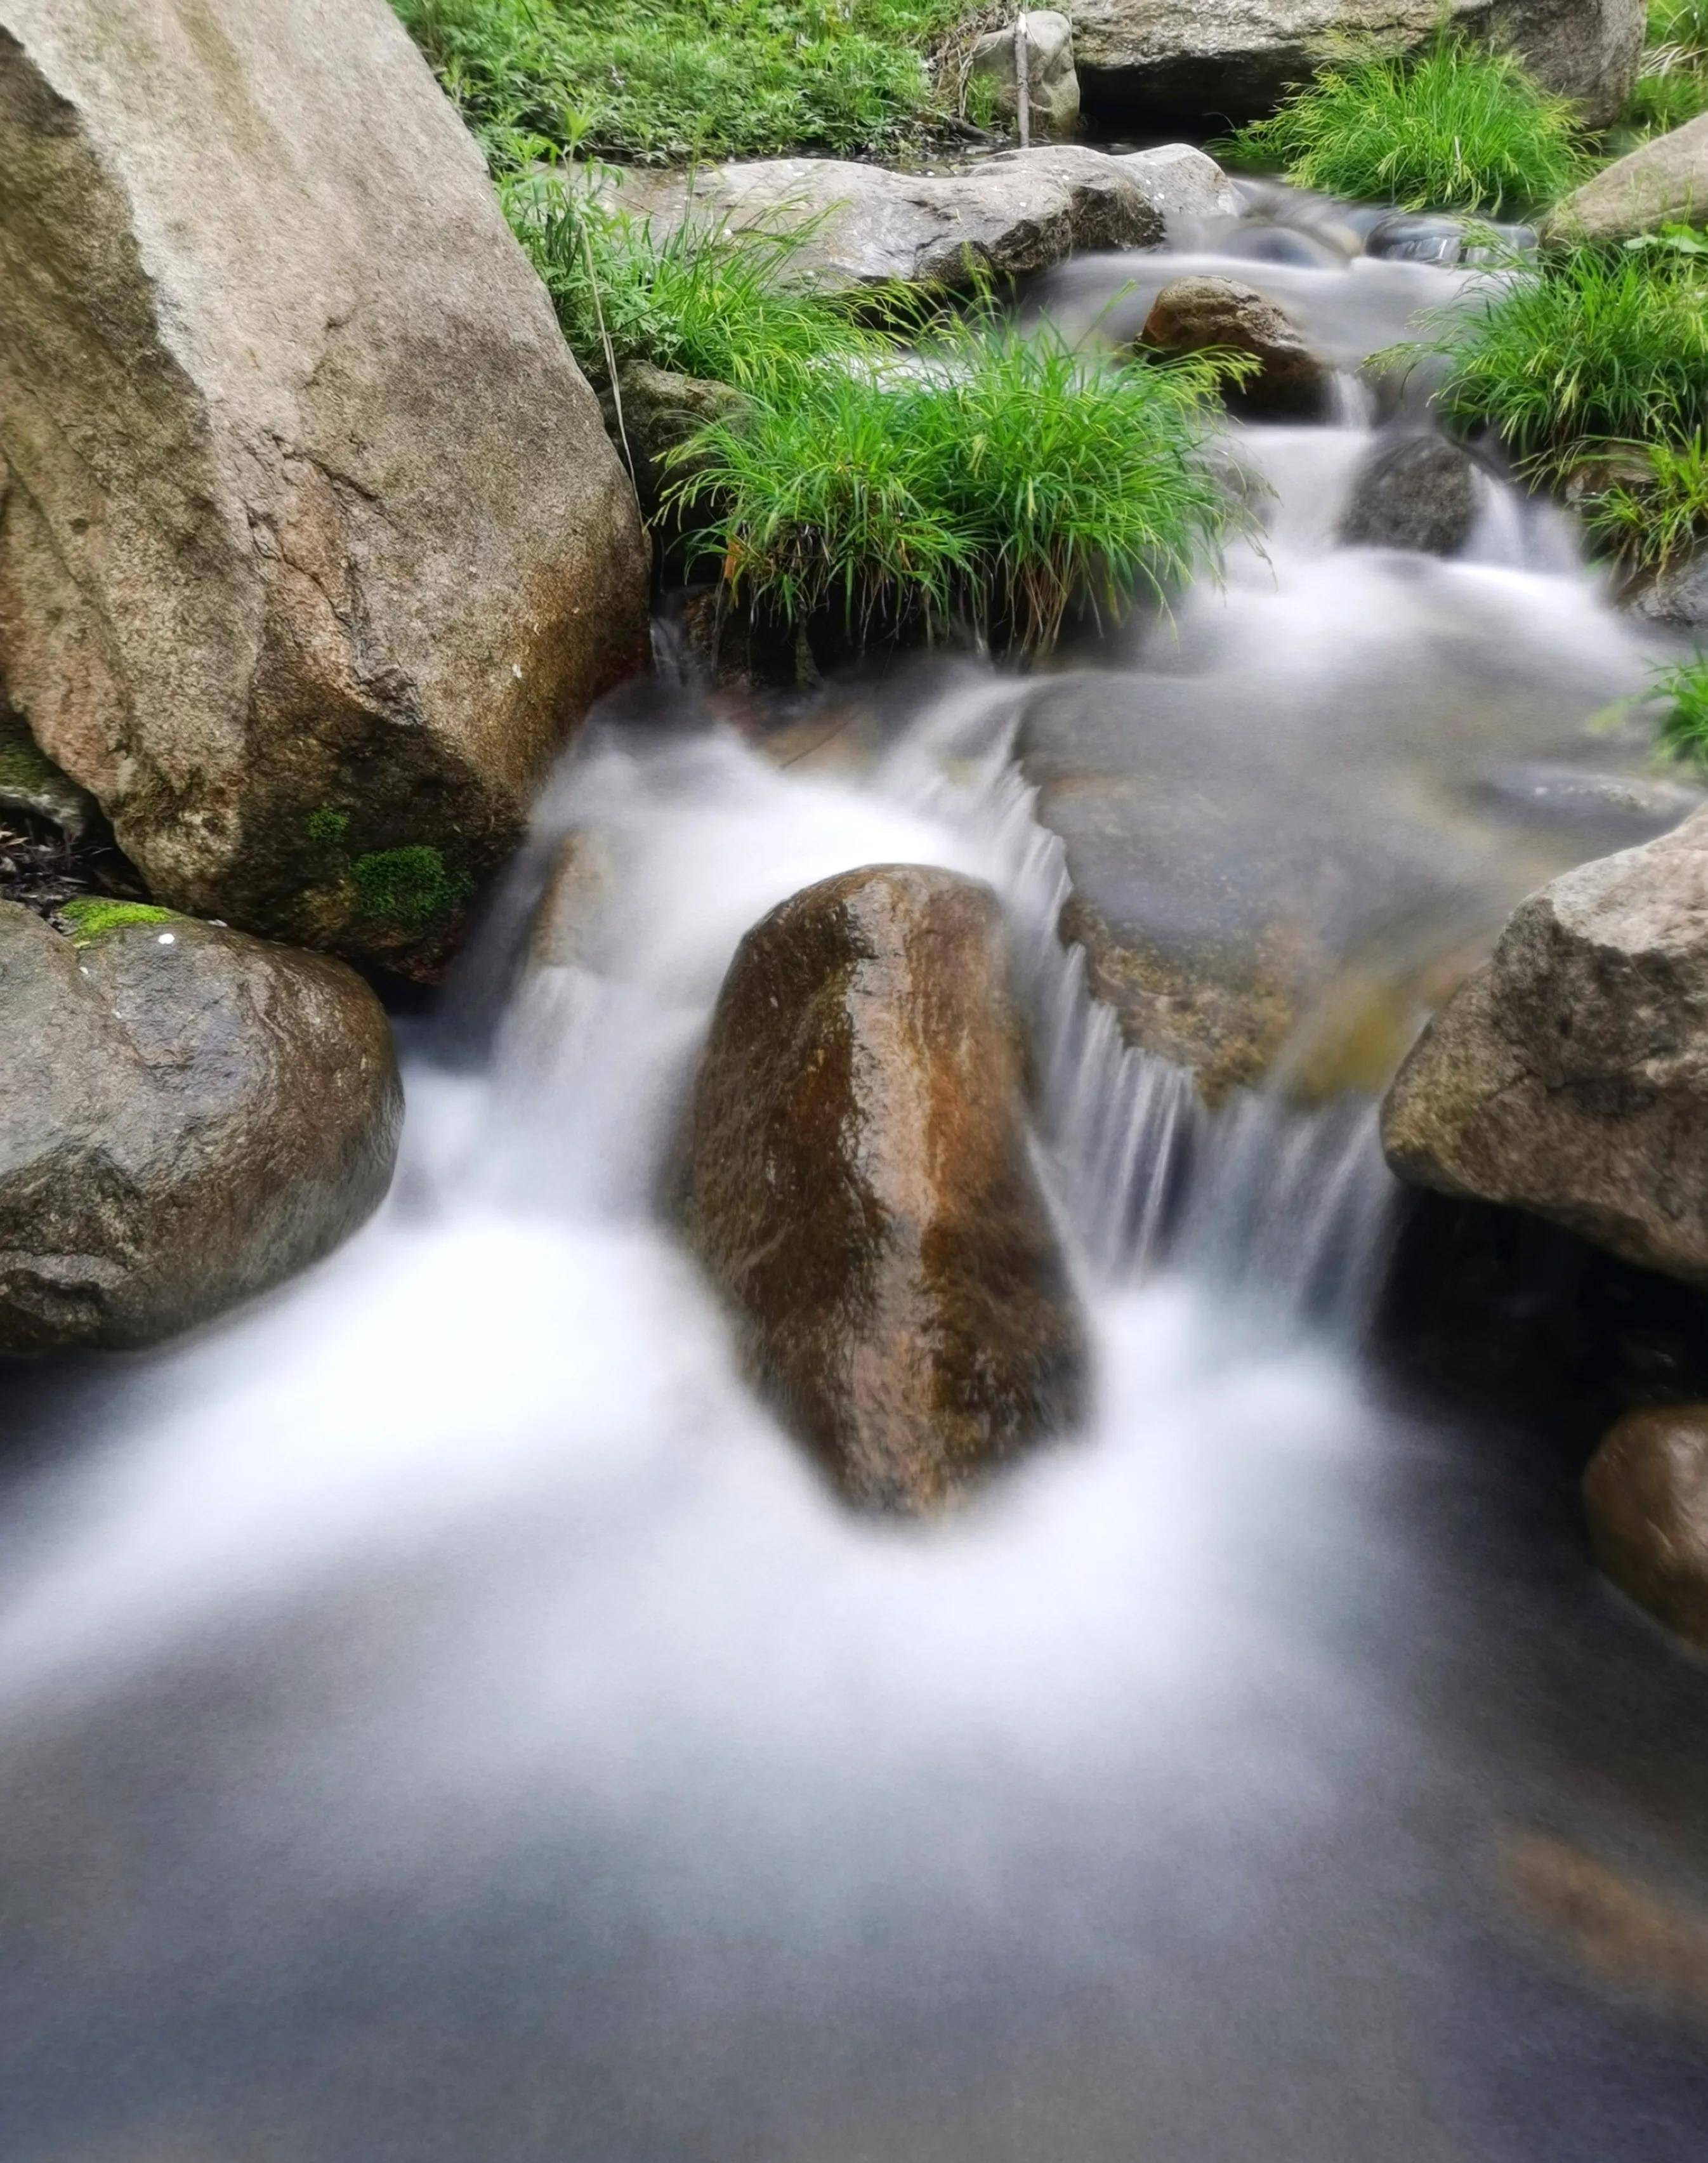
[6,183,1708,2162]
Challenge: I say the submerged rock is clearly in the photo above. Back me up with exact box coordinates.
[1547,113,1708,246]
[969,12,1082,140]
[1141,277,1329,418]
[1017,645,1696,1107]
[1584,1405,1708,1652]
[1383,809,1708,1285]
[1339,435,1483,556]
[681,864,1086,1511]
[605,147,1168,289]
[1069,0,1641,129]
[0,0,648,975]
[0,902,400,1353]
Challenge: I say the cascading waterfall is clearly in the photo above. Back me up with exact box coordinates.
[5,179,1708,2163]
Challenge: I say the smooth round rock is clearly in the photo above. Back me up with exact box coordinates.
[1584,1405,1708,1651]
[0,902,401,1352]
[1142,275,1330,419]
[681,864,1086,1511]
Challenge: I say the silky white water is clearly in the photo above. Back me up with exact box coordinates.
[5,194,1708,2163]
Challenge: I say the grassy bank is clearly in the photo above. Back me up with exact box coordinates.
[1396,242,1708,569]
[393,0,982,166]
[1216,39,1591,215]
[507,177,1240,655]
[1622,0,1708,141]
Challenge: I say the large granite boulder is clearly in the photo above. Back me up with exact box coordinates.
[1547,113,1708,245]
[968,12,1082,140]
[1584,1405,1708,1651]
[0,0,649,976]
[1383,809,1708,1284]
[604,146,1176,290]
[681,864,1086,1511]
[0,901,400,1353]
[1069,0,1643,129]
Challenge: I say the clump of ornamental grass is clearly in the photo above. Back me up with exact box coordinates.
[1399,245,1708,506]
[668,316,1247,657]
[1620,0,1708,137]
[391,0,969,167]
[499,167,899,392]
[1216,39,1592,214]
[1652,652,1708,768]
[1580,431,1708,569]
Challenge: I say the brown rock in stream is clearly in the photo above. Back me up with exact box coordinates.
[681,864,1086,1511]
[1142,277,1330,417]
[1584,1405,1708,1652]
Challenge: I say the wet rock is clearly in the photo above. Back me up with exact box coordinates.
[1070,0,1641,129]
[1221,225,1347,269]
[527,829,615,971]
[1141,277,1330,419]
[0,902,400,1353]
[604,147,1166,291]
[1584,1405,1708,1652]
[602,364,749,527]
[1471,764,1706,839]
[0,0,649,975]
[0,702,98,841]
[1110,144,1240,235]
[1018,650,1697,1107]
[969,12,1081,140]
[681,864,1086,1511]
[1339,435,1483,556]
[1505,1827,1708,2011]
[1547,112,1708,246]
[1628,544,1708,632]
[1383,808,1708,1284]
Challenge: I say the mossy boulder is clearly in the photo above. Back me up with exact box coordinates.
[680,864,1087,1511]
[0,900,400,1352]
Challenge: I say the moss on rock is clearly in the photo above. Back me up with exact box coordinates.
[56,897,180,946]
[351,845,474,933]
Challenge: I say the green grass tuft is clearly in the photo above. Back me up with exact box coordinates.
[501,175,900,392]
[669,315,1245,655]
[391,0,971,168]
[56,898,180,946]
[305,805,352,845]
[1619,0,1708,140]
[1400,246,1708,551]
[1653,652,1708,768]
[352,846,474,932]
[1581,431,1708,569]
[1216,39,1591,215]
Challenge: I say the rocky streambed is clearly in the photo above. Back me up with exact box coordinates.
[6,0,1708,2154]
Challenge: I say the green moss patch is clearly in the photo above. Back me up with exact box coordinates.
[57,898,180,946]
[352,846,475,933]
[305,805,352,845]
